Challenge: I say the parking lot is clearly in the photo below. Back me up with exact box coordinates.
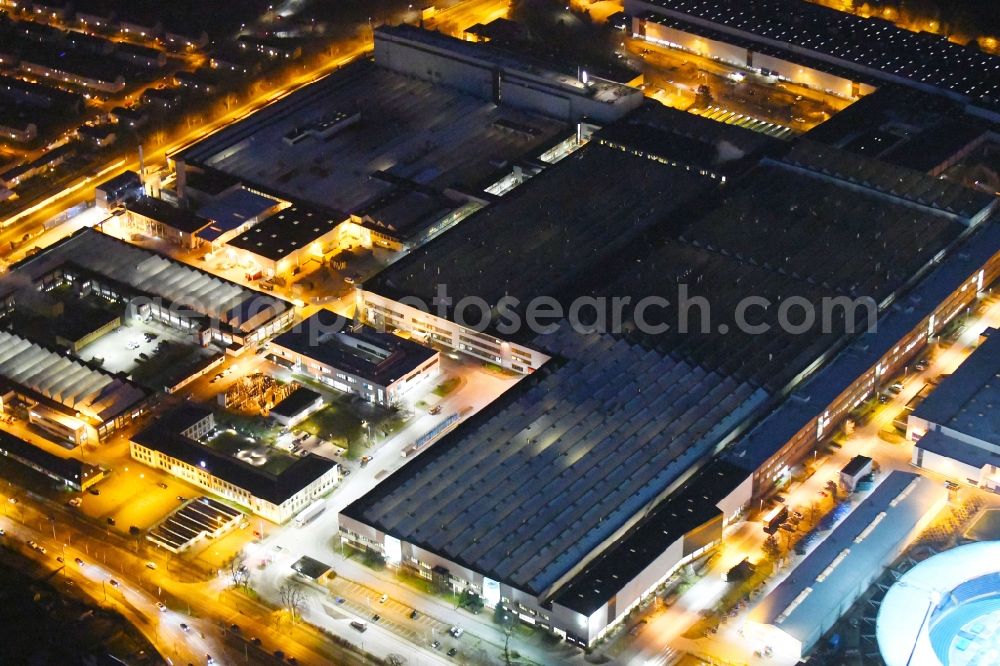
[77,319,219,390]
[325,577,466,658]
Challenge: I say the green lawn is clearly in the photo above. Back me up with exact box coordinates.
[432,377,461,397]
[295,394,408,460]
[297,403,364,453]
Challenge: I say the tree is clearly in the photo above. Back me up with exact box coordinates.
[458,589,484,613]
[386,655,407,666]
[493,605,518,666]
[228,551,251,591]
[762,534,781,561]
[279,581,305,623]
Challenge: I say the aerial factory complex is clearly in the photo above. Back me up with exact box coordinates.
[1,0,1000,665]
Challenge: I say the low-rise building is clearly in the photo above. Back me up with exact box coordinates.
[122,196,209,248]
[839,455,873,493]
[907,328,1000,491]
[0,430,105,491]
[77,123,116,148]
[745,472,945,661]
[0,75,84,112]
[131,405,340,523]
[0,114,37,143]
[116,43,167,69]
[195,187,283,248]
[95,170,142,210]
[19,50,126,93]
[270,388,324,428]
[237,36,302,59]
[269,310,440,406]
[224,203,345,278]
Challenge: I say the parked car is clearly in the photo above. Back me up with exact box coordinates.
[378,594,388,604]
[350,621,367,633]
[110,580,120,588]
[156,602,167,612]
[889,382,904,394]
[449,626,464,638]
[74,557,84,566]
[430,641,441,650]
[145,561,157,570]
[68,498,82,507]
[447,647,458,657]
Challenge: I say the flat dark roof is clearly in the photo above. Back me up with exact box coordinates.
[0,429,96,485]
[126,196,208,234]
[342,327,764,596]
[270,388,323,419]
[631,0,1000,109]
[551,459,743,615]
[134,406,336,506]
[841,455,873,477]
[227,203,344,261]
[96,170,141,196]
[195,188,280,242]
[55,302,120,343]
[368,140,719,323]
[912,328,1000,445]
[273,310,436,387]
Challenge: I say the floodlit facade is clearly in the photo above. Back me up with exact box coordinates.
[268,310,440,406]
[131,406,340,523]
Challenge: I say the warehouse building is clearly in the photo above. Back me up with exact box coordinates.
[342,115,1000,645]
[0,430,106,492]
[269,310,439,406]
[123,195,211,249]
[374,25,644,124]
[0,329,149,445]
[131,404,339,523]
[1,228,294,352]
[340,325,759,643]
[745,472,945,661]
[224,203,345,279]
[907,329,1000,491]
[625,0,1000,117]
[172,27,570,238]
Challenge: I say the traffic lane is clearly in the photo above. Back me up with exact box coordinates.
[0,516,222,666]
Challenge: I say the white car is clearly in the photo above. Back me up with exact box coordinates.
[378,594,388,604]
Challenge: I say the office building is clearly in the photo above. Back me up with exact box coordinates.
[131,404,339,523]
[269,310,439,406]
